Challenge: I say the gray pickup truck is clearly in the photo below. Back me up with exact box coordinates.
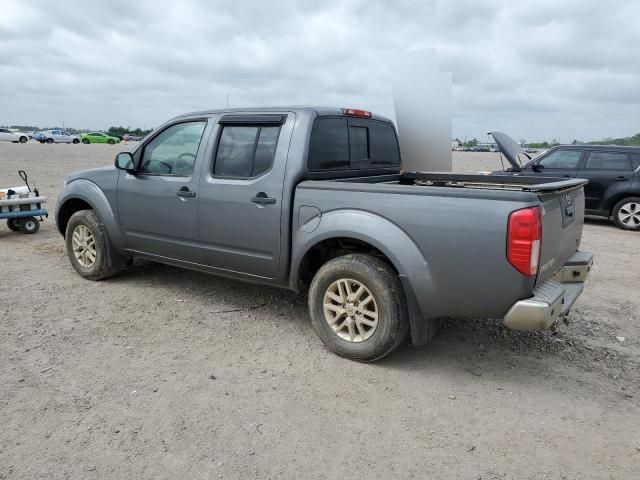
[56,106,593,361]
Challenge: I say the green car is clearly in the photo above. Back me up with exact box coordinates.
[80,132,121,144]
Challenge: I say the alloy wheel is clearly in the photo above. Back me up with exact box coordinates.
[323,278,378,342]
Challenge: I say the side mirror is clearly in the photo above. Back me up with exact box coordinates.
[115,152,135,173]
[531,161,544,172]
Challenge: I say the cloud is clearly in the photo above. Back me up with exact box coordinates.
[0,0,638,141]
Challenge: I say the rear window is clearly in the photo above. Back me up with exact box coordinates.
[308,117,400,171]
[631,153,640,170]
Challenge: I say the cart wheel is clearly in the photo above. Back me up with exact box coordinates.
[20,217,40,234]
[7,218,21,231]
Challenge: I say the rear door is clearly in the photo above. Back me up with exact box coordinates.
[197,113,295,278]
[117,118,210,262]
[576,150,633,213]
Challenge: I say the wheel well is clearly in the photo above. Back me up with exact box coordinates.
[297,237,398,292]
[609,193,640,215]
[57,198,92,236]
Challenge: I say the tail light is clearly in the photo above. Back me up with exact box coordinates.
[507,206,541,276]
[342,108,372,118]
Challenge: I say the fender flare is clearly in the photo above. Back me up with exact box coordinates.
[56,179,125,252]
[290,209,440,344]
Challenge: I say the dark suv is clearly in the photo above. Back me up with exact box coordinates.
[491,132,640,231]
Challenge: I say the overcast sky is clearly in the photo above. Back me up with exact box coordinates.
[1,0,638,141]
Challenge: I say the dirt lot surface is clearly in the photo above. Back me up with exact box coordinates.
[1,143,639,479]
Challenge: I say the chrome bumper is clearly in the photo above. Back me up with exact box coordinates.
[503,251,593,331]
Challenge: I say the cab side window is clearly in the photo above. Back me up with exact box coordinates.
[538,150,582,169]
[214,125,281,178]
[140,121,206,176]
[584,151,630,171]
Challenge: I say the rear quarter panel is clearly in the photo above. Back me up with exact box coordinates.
[292,182,540,321]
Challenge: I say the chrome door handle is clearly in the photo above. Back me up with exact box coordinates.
[176,187,196,198]
[251,193,276,205]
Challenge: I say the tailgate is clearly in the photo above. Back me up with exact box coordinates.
[536,185,585,285]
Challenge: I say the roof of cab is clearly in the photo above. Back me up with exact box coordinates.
[551,144,640,152]
[173,106,394,123]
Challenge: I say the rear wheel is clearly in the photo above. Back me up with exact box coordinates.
[7,218,20,231]
[72,138,79,144]
[308,254,409,362]
[46,138,54,144]
[65,210,122,280]
[107,139,115,145]
[19,136,27,143]
[613,197,640,231]
[82,138,90,144]
[20,217,39,234]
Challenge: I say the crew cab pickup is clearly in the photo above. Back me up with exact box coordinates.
[56,107,593,361]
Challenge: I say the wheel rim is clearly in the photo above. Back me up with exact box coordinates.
[71,224,97,268]
[618,202,640,227]
[323,278,378,342]
[25,220,35,230]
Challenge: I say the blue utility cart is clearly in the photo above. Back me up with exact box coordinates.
[0,170,48,234]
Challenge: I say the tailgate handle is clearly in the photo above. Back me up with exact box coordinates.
[565,205,574,217]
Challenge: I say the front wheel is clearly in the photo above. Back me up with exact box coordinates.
[72,138,79,144]
[308,254,409,362]
[613,197,640,230]
[82,138,90,144]
[65,210,121,280]
[19,136,27,143]
[107,139,115,145]
[46,138,54,144]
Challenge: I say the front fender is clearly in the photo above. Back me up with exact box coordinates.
[56,179,125,252]
[291,209,439,344]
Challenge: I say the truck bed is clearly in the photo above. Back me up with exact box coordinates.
[332,172,588,194]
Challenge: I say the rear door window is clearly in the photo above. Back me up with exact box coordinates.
[584,151,631,171]
[631,153,640,170]
[538,150,582,169]
[214,125,281,178]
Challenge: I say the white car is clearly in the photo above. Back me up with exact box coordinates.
[40,130,80,144]
[0,128,29,143]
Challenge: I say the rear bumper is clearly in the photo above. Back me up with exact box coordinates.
[503,251,593,331]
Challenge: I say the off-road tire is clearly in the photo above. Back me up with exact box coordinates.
[308,253,409,362]
[612,197,640,231]
[65,210,121,280]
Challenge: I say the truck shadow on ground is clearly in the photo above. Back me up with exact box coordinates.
[105,261,637,392]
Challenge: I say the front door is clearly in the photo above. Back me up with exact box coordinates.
[526,148,584,179]
[117,119,210,263]
[577,150,633,213]
[197,113,294,278]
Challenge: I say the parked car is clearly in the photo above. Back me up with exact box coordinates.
[56,107,593,361]
[80,132,121,144]
[491,132,640,231]
[0,128,29,143]
[41,130,81,144]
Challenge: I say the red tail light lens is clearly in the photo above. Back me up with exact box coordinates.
[341,108,372,118]
[507,206,541,276]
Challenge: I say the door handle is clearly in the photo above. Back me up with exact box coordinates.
[563,175,571,178]
[251,192,276,205]
[615,176,628,181]
[176,187,196,198]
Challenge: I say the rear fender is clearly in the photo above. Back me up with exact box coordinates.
[291,209,439,344]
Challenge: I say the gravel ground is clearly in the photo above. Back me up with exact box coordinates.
[1,143,639,479]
